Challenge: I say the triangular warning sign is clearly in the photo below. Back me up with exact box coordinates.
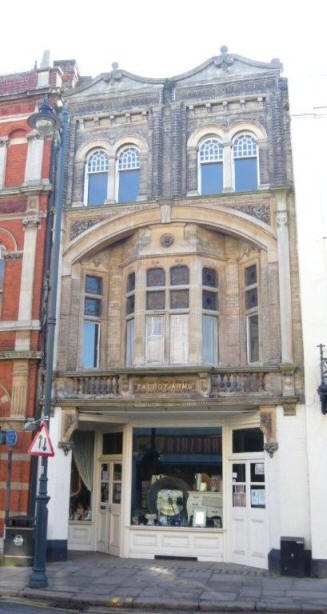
[27,421,55,457]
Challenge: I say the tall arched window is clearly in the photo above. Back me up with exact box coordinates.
[117,146,140,203]
[85,149,109,206]
[199,138,223,195]
[233,134,258,192]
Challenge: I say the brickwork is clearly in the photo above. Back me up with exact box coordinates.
[0,59,63,533]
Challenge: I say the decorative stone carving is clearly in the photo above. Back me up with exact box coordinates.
[235,204,270,225]
[0,136,9,146]
[104,62,123,84]
[276,210,288,226]
[3,251,23,260]
[11,361,28,416]
[70,218,105,240]
[281,363,296,398]
[160,233,174,247]
[214,46,234,72]
[60,408,79,445]
[22,213,41,228]
[160,201,171,223]
[260,405,279,457]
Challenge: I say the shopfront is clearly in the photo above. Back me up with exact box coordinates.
[67,413,267,567]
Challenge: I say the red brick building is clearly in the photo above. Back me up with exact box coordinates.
[0,56,78,537]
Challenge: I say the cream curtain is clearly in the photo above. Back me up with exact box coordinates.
[73,431,94,492]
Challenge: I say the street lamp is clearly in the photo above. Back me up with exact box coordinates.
[317,344,327,414]
[27,95,69,588]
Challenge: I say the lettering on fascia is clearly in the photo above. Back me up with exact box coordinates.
[134,381,196,393]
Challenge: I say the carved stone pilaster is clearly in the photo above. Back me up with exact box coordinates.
[160,200,171,223]
[260,405,279,457]
[199,372,211,397]
[11,361,28,417]
[281,363,296,398]
[276,210,288,226]
[22,213,41,228]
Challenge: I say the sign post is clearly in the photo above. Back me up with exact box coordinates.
[4,430,18,526]
[28,422,54,458]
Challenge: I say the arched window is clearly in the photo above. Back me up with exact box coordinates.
[85,149,109,206]
[233,134,258,192]
[117,146,140,203]
[199,138,223,195]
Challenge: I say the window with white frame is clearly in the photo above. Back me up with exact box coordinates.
[245,264,259,363]
[126,272,135,367]
[82,275,102,367]
[199,138,223,195]
[84,149,109,206]
[233,134,258,192]
[202,267,219,364]
[117,146,140,203]
[0,246,4,316]
[145,265,189,364]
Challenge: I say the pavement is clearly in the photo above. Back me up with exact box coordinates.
[1,552,327,613]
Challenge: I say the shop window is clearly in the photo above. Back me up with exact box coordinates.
[245,264,259,363]
[70,431,94,521]
[199,138,223,195]
[232,428,263,453]
[85,149,109,206]
[233,134,258,192]
[82,275,102,368]
[131,427,223,528]
[202,267,218,365]
[126,272,135,367]
[117,146,140,203]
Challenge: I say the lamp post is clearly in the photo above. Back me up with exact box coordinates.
[27,95,69,588]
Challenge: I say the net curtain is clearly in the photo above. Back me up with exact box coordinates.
[72,431,94,491]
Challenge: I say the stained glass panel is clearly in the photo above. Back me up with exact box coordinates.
[170,266,189,286]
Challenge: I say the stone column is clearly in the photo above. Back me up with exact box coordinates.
[186,147,198,195]
[0,136,8,189]
[16,200,41,351]
[275,189,293,364]
[24,132,44,184]
[223,141,233,192]
[106,155,115,203]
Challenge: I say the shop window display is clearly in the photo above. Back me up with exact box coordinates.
[131,427,223,528]
[69,431,94,521]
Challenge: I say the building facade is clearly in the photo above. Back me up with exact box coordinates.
[47,49,308,570]
[291,75,327,577]
[0,57,77,541]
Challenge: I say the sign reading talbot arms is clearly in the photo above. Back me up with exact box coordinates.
[133,376,198,395]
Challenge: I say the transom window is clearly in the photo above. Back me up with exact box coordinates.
[233,134,258,192]
[85,149,109,206]
[118,147,140,170]
[199,138,223,195]
[117,146,141,203]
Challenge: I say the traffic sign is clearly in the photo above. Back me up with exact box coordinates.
[6,430,18,447]
[27,422,54,457]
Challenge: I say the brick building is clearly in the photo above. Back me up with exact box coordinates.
[42,47,311,571]
[0,55,77,540]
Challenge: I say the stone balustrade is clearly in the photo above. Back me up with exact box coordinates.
[55,366,283,402]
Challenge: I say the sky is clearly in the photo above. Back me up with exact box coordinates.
[1,0,326,111]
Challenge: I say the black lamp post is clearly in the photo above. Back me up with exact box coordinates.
[317,344,327,414]
[27,95,69,588]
